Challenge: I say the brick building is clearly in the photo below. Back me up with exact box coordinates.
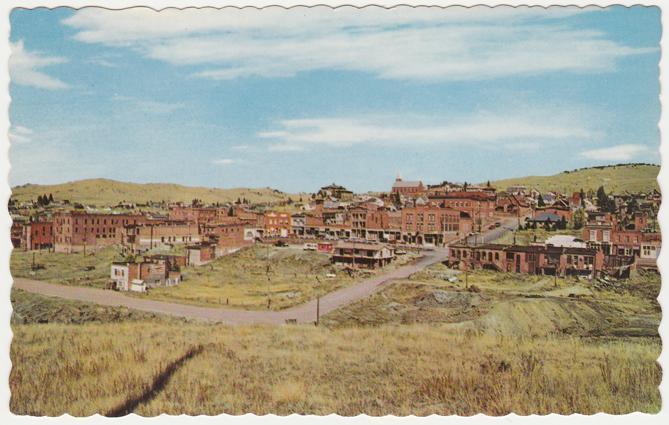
[400,203,473,246]
[201,217,250,252]
[448,243,605,278]
[391,176,425,196]
[21,219,54,250]
[427,191,496,226]
[168,204,226,224]
[54,211,146,253]
[263,212,291,237]
[122,221,200,253]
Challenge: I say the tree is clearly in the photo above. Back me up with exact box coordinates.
[463,182,468,191]
[48,193,54,203]
[486,180,491,188]
[572,208,585,230]
[626,197,639,214]
[537,193,546,207]
[559,216,567,230]
[227,207,234,217]
[596,186,608,209]
[579,188,586,208]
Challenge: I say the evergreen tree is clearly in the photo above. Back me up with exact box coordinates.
[572,208,585,230]
[537,193,546,207]
[596,186,608,209]
[559,216,567,230]
[579,188,586,208]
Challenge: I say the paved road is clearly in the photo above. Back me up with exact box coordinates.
[13,220,519,325]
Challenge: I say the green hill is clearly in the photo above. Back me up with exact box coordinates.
[11,178,299,206]
[491,163,660,195]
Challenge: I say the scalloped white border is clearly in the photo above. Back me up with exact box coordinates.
[0,1,665,423]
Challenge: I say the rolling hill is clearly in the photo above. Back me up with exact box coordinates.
[490,163,660,194]
[10,178,300,206]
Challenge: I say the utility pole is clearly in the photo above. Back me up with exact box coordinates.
[315,276,321,326]
[465,265,469,290]
[83,220,87,256]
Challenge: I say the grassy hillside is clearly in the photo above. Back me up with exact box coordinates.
[491,163,659,194]
[11,178,298,206]
[10,320,660,416]
[10,267,661,416]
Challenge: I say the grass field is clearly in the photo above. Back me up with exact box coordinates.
[323,264,661,338]
[9,264,661,416]
[10,246,126,288]
[490,163,659,194]
[11,178,300,206]
[10,320,661,416]
[142,245,419,310]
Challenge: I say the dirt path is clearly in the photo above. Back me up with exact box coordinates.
[12,219,519,325]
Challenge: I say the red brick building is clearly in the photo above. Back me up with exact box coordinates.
[400,202,473,246]
[168,204,225,224]
[21,219,54,250]
[54,211,146,253]
[202,217,250,251]
[263,211,291,237]
[391,177,425,196]
[448,243,605,278]
[122,221,200,253]
[427,191,496,226]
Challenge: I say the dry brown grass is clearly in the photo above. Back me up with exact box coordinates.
[10,322,661,416]
[10,246,125,288]
[143,245,419,310]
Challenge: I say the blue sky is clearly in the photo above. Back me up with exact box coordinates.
[8,6,661,193]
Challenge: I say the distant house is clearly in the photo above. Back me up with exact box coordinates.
[110,257,182,291]
[186,243,217,266]
[332,241,394,269]
[317,183,354,201]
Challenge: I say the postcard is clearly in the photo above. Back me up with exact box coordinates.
[5,3,663,418]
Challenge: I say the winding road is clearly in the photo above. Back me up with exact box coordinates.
[13,217,522,325]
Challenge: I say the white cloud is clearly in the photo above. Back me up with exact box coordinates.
[9,40,69,89]
[61,6,654,82]
[580,144,651,161]
[212,158,238,165]
[259,112,594,152]
[9,125,34,144]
